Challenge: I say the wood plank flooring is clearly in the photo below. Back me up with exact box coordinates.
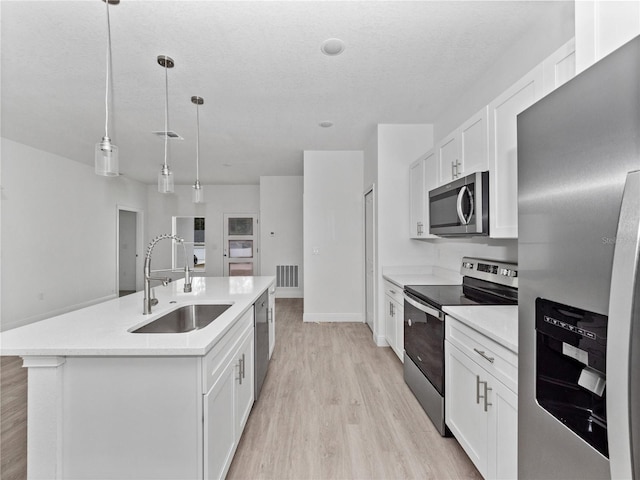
[228,299,481,480]
[1,355,27,480]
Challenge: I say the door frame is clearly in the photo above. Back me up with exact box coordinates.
[363,185,377,336]
[116,205,144,293]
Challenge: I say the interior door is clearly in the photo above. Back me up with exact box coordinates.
[223,214,259,277]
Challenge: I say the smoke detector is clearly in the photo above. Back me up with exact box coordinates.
[321,38,345,56]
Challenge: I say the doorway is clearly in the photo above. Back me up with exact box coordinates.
[223,214,260,276]
[117,206,143,297]
[364,187,375,332]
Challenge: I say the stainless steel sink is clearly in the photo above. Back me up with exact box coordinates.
[132,304,232,333]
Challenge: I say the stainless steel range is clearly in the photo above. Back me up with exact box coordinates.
[403,257,518,435]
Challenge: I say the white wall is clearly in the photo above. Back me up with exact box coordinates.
[146,184,260,279]
[1,139,148,331]
[431,238,517,272]
[369,124,436,344]
[260,176,303,298]
[303,151,364,322]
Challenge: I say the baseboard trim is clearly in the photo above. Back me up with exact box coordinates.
[374,334,389,347]
[303,312,363,323]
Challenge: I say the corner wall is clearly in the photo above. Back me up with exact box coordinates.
[260,176,303,298]
[303,151,364,322]
[1,139,148,331]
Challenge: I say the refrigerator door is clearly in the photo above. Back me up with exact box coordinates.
[607,171,640,480]
[518,36,640,479]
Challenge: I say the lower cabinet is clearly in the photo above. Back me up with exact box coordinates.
[445,320,517,479]
[383,280,404,361]
[204,319,254,479]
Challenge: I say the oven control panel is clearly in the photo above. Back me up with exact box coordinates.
[460,257,518,287]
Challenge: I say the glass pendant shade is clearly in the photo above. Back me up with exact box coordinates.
[193,181,204,203]
[95,136,119,176]
[158,165,174,193]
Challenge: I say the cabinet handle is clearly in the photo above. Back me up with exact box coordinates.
[476,376,492,411]
[484,384,493,412]
[451,161,455,179]
[238,359,243,385]
[455,159,461,178]
[389,289,396,295]
[476,375,482,404]
[473,348,495,363]
[241,353,246,379]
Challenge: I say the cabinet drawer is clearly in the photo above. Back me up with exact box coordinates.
[383,280,404,304]
[446,316,517,393]
[202,307,254,392]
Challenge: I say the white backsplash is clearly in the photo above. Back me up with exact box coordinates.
[430,237,518,271]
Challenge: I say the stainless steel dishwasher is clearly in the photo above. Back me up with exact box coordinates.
[254,290,270,400]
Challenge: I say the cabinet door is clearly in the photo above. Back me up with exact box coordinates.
[438,131,459,184]
[203,358,237,480]
[445,341,489,477]
[384,295,397,355]
[488,64,543,238]
[235,331,255,435]
[394,298,404,362]
[459,107,489,176]
[542,38,576,96]
[576,1,640,74]
[487,378,518,480]
[409,158,426,238]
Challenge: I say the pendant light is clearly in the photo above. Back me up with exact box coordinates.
[158,55,175,193]
[95,0,119,176]
[191,96,204,203]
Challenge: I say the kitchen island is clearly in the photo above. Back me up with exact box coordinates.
[0,275,275,480]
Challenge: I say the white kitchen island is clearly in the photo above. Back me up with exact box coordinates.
[0,275,275,480]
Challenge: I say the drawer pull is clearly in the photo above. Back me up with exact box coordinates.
[474,348,495,364]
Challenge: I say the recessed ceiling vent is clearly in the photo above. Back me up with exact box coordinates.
[152,131,183,140]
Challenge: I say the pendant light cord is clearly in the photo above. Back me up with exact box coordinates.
[104,0,112,138]
[163,60,169,169]
[196,103,200,180]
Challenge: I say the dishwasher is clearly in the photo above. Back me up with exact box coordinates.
[254,290,270,400]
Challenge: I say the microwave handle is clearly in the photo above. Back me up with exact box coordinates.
[456,186,474,225]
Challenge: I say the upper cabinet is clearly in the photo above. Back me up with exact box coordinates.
[409,149,438,239]
[576,0,640,74]
[437,107,489,185]
[542,38,576,96]
[488,64,545,239]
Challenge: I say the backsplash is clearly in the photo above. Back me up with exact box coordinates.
[429,237,518,272]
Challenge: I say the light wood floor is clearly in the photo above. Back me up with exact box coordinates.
[0,299,480,480]
[227,299,481,480]
[1,355,27,480]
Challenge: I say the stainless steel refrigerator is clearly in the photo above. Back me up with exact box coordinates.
[518,35,640,479]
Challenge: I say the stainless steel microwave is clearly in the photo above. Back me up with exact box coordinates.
[428,171,489,236]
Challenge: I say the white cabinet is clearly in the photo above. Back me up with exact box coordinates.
[204,313,255,480]
[409,149,438,239]
[384,280,404,361]
[268,285,276,359]
[576,0,640,74]
[487,64,544,238]
[437,107,489,184]
[445,316,518,480]
[542,38,576,96]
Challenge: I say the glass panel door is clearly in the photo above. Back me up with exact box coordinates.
[223,214,259,277]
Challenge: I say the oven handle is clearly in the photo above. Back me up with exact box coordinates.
[403,293,444,321]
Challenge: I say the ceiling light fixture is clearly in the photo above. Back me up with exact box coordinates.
[319,121,334,128]
[191,96,204,204]
[320,38,345,56]
[95,0,119,177]
[157,55,175,194]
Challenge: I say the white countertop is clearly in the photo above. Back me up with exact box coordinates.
[0,276,275,357]
[443,305,518,353]
[382,266,461,288]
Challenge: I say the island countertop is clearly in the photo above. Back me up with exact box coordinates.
[0,276,275,357]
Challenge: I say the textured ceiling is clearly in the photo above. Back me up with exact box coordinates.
[1,0,571,185]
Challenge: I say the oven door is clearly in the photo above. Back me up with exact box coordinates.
[403,292,445,395]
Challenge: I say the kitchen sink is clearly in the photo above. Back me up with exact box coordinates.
[132,304,232,333]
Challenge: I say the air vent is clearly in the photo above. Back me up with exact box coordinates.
[276,265,299,288]
[152,131,183,140]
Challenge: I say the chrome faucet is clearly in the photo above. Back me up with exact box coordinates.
[143,234,193,315]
